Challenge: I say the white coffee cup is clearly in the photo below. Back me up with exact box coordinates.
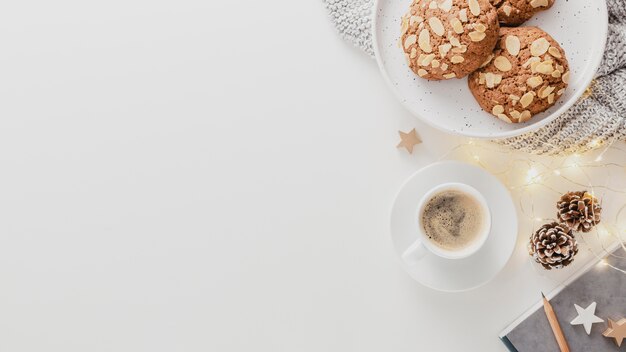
[402,182,491,263]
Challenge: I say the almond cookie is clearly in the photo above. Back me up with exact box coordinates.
[468,27,569,124]
[489,0,554,26]
[400,0,499,80]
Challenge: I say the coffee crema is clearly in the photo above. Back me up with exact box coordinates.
[420,190,484,251]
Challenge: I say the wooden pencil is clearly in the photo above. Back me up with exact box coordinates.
[541,292,570,352]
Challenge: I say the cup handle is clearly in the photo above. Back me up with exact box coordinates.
[402,239,428,265]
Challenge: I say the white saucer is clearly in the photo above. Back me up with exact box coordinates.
[390,161,518,292]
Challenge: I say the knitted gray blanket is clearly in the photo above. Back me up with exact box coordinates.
[324,0,626,155]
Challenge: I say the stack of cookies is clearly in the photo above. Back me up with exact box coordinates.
[400,0,569,124]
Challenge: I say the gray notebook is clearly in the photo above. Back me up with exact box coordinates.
[500,246,626,351]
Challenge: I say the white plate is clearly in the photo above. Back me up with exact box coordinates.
[373,0,608,139]
[390,161,517,292]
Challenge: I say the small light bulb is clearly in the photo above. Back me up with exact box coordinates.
[597,226,609,237]
[473,155,480,161]
[535,217,543,222]
[526,167,540,184]
[553,170,561,176]
[595,155,603,162]
[590,139,601,148]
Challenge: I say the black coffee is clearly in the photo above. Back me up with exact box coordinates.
[421,190,484,251]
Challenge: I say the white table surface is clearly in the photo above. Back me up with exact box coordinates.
[0,1,622,351]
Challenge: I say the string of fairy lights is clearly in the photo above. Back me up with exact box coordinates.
[439,137,626,274]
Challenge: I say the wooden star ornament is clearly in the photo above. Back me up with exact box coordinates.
[397,128,422,154]
[603,318,626,347]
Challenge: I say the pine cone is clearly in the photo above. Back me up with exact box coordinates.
[529,222,578,270]
[557,191,601,233]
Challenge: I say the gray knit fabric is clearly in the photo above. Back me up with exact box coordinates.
[324,0,375,56]
[324,0,626,155]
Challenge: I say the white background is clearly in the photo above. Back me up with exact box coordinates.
[0,1,622,351]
